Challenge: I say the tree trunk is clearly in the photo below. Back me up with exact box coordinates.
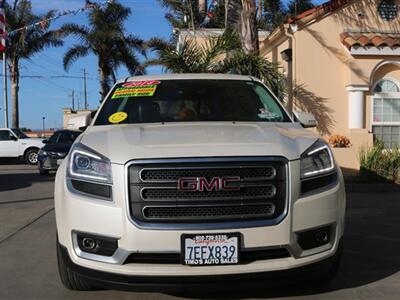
[225,0,242,33]
[225,0,259,55]
[10,58,19,128]
[240,0,259,55]
[257,0,263,20]
[98,60,110,102]
[199,0,207,17]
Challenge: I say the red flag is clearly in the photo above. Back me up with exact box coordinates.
[0,0,6,52]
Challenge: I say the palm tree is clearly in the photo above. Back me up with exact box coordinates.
[157,0,225,29]
[4,0,63,128]
[287,0,315,17]
[261,0,286,31]
[149,32,285,98]
[61,1,146,100]
[157,0,201,29]
[199,0,208,17]
[149,32,240,73]
[225,0,258,55]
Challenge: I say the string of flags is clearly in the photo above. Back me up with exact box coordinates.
[7,0,115,36]
[200,0,222,27]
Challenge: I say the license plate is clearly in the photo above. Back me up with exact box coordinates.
[181,233,240,266]
[57,159,63,166]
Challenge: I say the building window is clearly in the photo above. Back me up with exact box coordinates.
[372,79,400,148]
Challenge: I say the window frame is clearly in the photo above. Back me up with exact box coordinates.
[371,78,400,148]
[0,129,18,141]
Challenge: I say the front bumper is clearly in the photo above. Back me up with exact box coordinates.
[58,240,342,292]
[55,160,346,279]
[38,155,63,171]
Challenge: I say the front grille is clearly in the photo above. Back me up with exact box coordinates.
[143,203,276,221]
[141,185,277,201]
[140,166,276,182]
[128,158,287,224]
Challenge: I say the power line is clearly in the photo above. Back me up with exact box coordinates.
[21,64,73,92]
[25,59,64,76]
[0,74,44,78]
[36,53,83,76]
[0,73,96,80]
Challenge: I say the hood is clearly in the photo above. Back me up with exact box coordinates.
[79,122,319,164]
[21,138,46,147]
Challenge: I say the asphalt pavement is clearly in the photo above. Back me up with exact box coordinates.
[0,161,399,300]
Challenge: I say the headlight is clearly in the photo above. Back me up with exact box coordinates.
[300,140,335,179]
[57,152,67,158]
[67,143,112,184]
[50,151,67,158]
[38,149,47,156]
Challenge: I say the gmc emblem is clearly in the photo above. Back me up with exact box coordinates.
[178,177,241,192]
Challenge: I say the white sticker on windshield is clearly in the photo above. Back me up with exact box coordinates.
[258,108,280,120]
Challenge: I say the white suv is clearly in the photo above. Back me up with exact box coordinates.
[55,74,346,292]
[0,128,45,164]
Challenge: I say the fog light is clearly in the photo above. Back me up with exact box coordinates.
[315,230,329,243]
[297,225,332,250]
[76,232,118,257]
[82,238,97,250]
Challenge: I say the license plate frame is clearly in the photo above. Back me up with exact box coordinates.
[181,233,241,266]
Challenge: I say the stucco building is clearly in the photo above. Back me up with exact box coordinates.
[178,0,400,174]
[263,0,400,172]
[62,108,94,129]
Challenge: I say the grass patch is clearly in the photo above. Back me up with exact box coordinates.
[359,140,400,183]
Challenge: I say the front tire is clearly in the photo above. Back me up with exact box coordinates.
[25,149,39,165]
[57,240,96,291]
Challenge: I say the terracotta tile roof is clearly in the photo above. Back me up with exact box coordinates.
[340,32,400,49]
[287,0,353,24]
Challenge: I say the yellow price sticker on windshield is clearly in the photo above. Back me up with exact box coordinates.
[108,112,128,124]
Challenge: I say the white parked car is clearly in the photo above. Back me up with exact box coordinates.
[55,74,346,292]
[0,128,46,164]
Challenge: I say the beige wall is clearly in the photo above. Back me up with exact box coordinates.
[265,0,400,138]
[262,0,400,173]
[63,109,93,129]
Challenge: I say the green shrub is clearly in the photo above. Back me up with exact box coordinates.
[359,140,400,183]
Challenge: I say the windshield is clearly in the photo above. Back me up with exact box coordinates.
[94,79,291,125]
[48,131,81,144]
[11,128,29,139]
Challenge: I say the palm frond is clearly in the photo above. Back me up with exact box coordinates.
[63,45,91,71]
[59,23,90,42]
[220,52,287,100]
[124,34,146,57]
[147,37,175,52]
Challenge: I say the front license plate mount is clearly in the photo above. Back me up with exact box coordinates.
[181,233,241,266]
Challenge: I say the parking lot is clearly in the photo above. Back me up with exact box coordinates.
[0,162,399,300]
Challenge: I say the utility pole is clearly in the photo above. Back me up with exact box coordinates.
[3,52,8,128]
[70,90,75,111]
[83,68,88,110]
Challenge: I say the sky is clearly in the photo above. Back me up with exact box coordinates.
[0,0,326,130]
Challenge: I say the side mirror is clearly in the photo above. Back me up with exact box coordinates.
[10,135,18,141]
[42,139,48,144]
[67,114,91,131]
[293,111,317,128]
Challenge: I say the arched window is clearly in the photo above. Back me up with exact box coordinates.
[372,78,400,148]
[374,79,400,93]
